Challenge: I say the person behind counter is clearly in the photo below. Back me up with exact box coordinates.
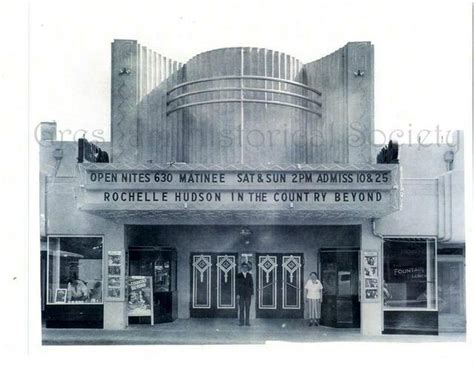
[67,277,89,302]
[89,281,102,303]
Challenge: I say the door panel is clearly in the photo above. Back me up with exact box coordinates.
[256,253,304,318]
[320,249,360,328]
[438,258,465,332]
[190,253,238,317]
[128,248,177,324]
[192,254,212,309]
[153,252,176,323]
[257,255,278,310]
[282,255,302,309]
[216,255,237,309]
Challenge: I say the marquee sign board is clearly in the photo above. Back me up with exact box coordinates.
[77,163,401,218]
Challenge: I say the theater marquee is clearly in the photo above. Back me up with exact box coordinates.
[77,163,401,218]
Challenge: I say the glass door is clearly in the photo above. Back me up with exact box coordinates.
[153,250,177,323]
[190,253,238,318]
[128,248,177,324]
[320,249,360,328]
[438,257,465,332]
[255,253,304,318]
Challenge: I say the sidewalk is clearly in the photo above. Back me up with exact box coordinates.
[42,319,466,345]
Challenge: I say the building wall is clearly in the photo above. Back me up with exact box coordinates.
[44,176,127,329]
[304,42,374,164]
[40,137,127,329]
[398,133,464,178]
[39,139,110,237]
[111,40,183,164]
[168,47,319,165]
[377,136,464,243]
[40,137,463,246]
[446,171,465,243]
[111,41,374,165]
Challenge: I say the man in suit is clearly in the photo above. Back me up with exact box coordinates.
[236,262,253,326]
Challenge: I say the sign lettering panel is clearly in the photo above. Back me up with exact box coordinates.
[78,164,400,217]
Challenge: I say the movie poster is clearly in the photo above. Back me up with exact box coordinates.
[127,276,153,321]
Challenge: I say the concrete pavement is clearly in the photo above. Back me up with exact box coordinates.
[42,318,466,345]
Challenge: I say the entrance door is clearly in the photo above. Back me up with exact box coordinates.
[320,249,360,328]
[256,253,304,318]
[129,248,177,324]
[190,253,238,317]
[438,256,465,332]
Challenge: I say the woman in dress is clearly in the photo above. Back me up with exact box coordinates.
[305,272,324,326]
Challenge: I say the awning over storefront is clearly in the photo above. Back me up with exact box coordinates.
[77,163,401,222]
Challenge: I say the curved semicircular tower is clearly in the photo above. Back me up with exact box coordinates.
[111,42,374,165]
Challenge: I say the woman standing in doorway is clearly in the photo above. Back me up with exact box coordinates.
[305,272,323,326]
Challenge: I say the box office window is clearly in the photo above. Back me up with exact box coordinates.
[47,236,103,304]
[383,239,436,310]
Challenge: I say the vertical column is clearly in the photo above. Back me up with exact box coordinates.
[426,239,434,307]
[304,42,374,164]
[240,48,245,164]
[360,221,383,335]
[304,48,346,163]
[111,40,139,163]
[103,224,127,330]
[178,249,190,318]
[346,42,375,164]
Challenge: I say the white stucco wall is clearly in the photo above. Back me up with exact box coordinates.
[377,134,464,243]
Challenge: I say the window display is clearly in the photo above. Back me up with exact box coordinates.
[383,239,436,309]
[47,236,103,304]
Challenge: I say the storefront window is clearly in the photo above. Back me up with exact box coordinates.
[383,239,436,309]
[47,236,103,304]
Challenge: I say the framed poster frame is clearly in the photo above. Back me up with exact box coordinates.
[362,251,379,302]
[106,250,124,301]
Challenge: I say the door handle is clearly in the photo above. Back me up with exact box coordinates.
[283,282,300,290]
[258,281,277,291]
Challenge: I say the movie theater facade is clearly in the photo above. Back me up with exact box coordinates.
[39,41,465,336]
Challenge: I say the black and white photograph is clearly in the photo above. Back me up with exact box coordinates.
[108,277,121,287]
[364,266,377,277]
[54,289,67,304]
[365,289,378,300]
[1,0,473,365]
[33,0,468,345]
[107,288,121,299]
[107,266,121,276]
[364,256,377,267]
[108,254,122,266]
[365,279,378,289]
